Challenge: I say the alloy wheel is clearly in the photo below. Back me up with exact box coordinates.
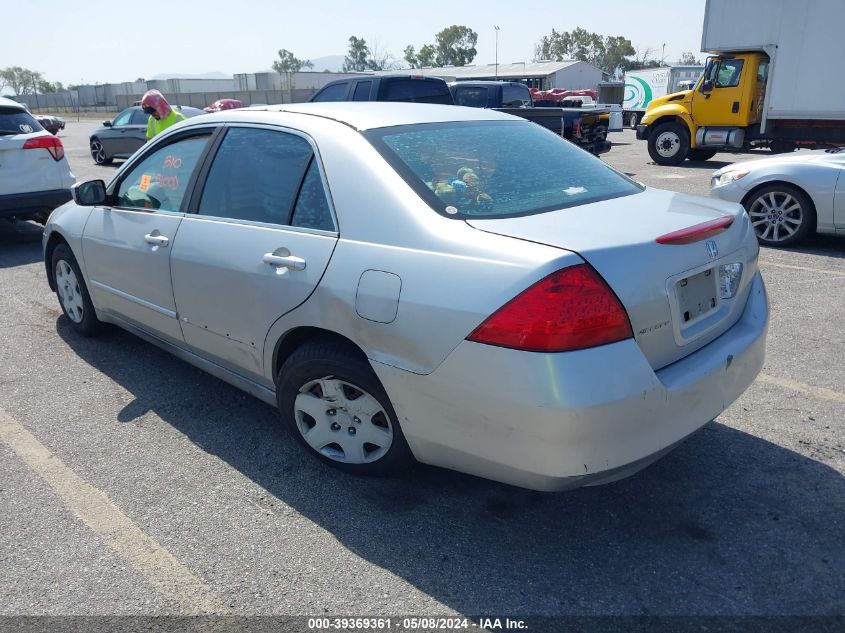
[90,140,106,164]
[748,191,804,243]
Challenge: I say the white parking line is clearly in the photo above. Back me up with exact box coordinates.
[0,408,228,614]
[757,373,845,403]
[759,260,845,277]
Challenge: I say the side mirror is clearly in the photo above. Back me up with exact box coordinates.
[103,120,112,127]
[700,80,714,94]
[72,180,107,206]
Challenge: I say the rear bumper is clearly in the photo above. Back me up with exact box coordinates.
[373,271,768,491]
[636,124,650,140]
[0,189,72,219]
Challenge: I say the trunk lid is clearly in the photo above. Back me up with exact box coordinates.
[466,187,760,369]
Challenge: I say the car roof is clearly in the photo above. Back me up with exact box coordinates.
[0,96,26,110]
[192,102,519,131]
[448,80,523,86]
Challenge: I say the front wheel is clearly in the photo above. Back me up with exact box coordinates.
[90,139,112,165]
[51,243,103,336]
[743,184,815,247]
[647,121,690,166]
[276,338,414,475]
[687,149,718,161]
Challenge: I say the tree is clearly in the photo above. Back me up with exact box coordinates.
[272,48,313,92]
[434,25,477,66]
[678,51,702,65]
[343,36,371,72]
[367,38,399,71]
[533,28,636,73]
[404,44,436,69]
[0,67,43,95]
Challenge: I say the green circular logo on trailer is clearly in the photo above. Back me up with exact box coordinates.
[624,76,653,109]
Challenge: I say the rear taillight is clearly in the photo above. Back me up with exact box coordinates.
[656,215,734,244]
[572,121,582,138]
[22,135,64,161]
[467,264,633,353]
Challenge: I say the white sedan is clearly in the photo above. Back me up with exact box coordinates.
[710,149,845,247]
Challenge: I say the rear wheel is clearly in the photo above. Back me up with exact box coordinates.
[743,184,815,247]
[90,139,112,165]
[770,140,796,154]
[629,112,639,129]
[687,149,718,161]
[648,121,690,165]
[51,243,103,336]
[276,338,414,475]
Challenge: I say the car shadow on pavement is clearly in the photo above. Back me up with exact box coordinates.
[0,222,44,268]
[57,320,845,616]
[762,233,845,259]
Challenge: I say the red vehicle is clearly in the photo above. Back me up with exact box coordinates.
[203,99,244,113]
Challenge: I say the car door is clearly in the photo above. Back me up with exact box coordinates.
[117,108,152,157]
[834,156,845,230]
[170,125,339,381]
[82,128,216,343]
[99,108,134,158]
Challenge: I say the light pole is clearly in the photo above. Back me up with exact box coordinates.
[662,43,666,65]
[494,25,500,80]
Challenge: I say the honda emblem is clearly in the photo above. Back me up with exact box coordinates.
[706,240,719,259]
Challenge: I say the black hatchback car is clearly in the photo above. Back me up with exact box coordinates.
[89,105,204,165]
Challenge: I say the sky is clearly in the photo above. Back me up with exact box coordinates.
[1,0,707,87]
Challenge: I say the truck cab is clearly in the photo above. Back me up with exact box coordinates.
[637,52,769,165]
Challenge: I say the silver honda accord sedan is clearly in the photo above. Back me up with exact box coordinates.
[43,103,769,491]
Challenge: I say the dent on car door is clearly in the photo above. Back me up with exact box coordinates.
[170,126,339,381]
[82,130,214,342]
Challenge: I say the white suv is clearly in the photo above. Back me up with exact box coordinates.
[0,96,74,223]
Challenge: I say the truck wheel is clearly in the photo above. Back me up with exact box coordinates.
[743,184,815,247]
[629,113,639,129]
[687,149,717,161]
[770,141,796,154]
[648,122,689,166]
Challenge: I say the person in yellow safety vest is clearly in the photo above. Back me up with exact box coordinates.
[141,89,186,140]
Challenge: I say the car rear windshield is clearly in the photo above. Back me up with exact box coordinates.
[365,120,642,219]
[0,107,42,135]
[378,79,453,104]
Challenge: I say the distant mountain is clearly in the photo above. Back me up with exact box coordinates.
[307,56,345,73]
[150,72,233,80]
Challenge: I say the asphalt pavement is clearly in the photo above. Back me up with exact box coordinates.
[0,122,843,624]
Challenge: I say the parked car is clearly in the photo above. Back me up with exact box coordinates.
[310,74,453,104]
[34,114,65,135]
[0,96,74,223]
[710,149,845,246]
[204,99,244,113]
[89,105,204,165]
[45,103,768,491]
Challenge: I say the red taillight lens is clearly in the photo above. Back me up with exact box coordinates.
[22,135,64,161]
[467,264,633,353]
[656,215,734,244]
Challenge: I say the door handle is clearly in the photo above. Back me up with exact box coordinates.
[144,233,170,247]
[263,252,306,271]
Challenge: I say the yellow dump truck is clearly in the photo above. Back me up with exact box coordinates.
[636,0,845,165]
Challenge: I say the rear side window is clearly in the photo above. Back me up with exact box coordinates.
[365,120,642,219]
[198,127,314,225]
[452,86,489,108]
[379,79,453,104]
[312,83,349,102]
[291,159,334,231]
[352,81,372,101]
[0,107,42,135]
[502,83,531,107]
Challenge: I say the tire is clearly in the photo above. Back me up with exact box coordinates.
[90,139,112,165]
[629,112,639,129]
[770,141,796,154]
[276,338,414,476]
[51,243,103,336]
[743,184,815,247]
[687,149,718,161]
[647,121,690,166]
